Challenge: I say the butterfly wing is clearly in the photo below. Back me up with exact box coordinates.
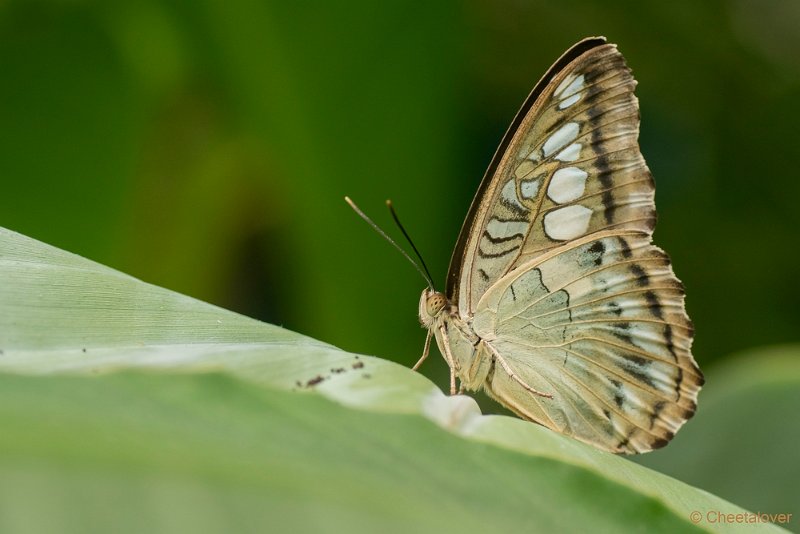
[447,37,654,316]
[446,38,702,453]
[471,231,701,453]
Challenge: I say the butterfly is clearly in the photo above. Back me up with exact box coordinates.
[350,36,703,454]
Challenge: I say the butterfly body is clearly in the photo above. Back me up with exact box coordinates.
[419,289,490,392]
[417,37,703,454]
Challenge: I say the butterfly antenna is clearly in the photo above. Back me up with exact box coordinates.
[344,196,435,291]
[385,200,437,292]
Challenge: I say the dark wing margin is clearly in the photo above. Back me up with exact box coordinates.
[445,36,608,303]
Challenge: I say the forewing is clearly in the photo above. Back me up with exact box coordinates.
[449,38,655,317]
[472,231,702,454]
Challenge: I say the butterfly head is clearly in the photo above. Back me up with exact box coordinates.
[419,289,448,328]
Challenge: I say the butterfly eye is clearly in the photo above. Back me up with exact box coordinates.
[426,293,447,317]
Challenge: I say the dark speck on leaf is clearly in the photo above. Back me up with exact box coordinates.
[363,373,372,379]
[306,375,325,387]
[352,361,365,369]
[331,367,346,374]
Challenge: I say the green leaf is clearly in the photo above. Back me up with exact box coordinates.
[0,227,788,533]
[636,345,800,519]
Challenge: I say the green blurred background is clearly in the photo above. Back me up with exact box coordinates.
[1,0,799,520]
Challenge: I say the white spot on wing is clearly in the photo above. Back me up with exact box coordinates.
[544,205,592,240]
[486,218,529,240]
[554,74,577,97]
[501,179,526,211]
[561,75,585,98]
[543,122,580,157]
[548,167,588,204]
[556,143,582,162]
[520,178,541,200]
[558,93,581,109]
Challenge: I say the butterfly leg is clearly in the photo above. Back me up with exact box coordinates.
[437,325,458,395]
[412,329,432,371]
[488,344,553,399]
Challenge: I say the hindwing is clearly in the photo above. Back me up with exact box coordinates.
[471,231,702,453]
